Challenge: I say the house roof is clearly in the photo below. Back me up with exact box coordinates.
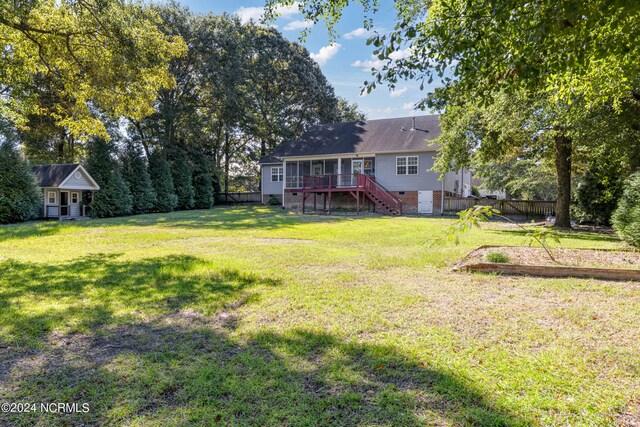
[261,115,441,163]
[32,164,80,187]
[32,164,100,190]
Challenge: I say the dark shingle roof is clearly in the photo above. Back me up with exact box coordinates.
[265,115,440,161]
[32,164,79,187]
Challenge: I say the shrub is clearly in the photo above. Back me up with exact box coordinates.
[121,142,156,214]
[190,153,214,209]
[485,251,510,263]
[149,150,178,213]
[169,148,195,210]
[0,141,41,223]
[574,156,624,225]
[268,196,280,206]
[85,138,133,218]
[612,172,640,247]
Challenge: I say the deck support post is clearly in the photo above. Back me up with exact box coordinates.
[328,190,332,215]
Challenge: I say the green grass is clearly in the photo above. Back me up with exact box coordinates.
[486,251,511,263]
[0,206,638,426]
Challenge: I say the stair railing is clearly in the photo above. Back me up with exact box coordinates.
[357,174,403,214]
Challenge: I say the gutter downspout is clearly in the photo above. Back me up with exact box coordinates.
[441,174,445,215]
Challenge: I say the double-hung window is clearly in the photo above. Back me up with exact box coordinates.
[271,166,283,182]
[47,191,56,204]
[396,156,418,175]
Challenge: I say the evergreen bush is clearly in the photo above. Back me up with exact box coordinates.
[149,150,178,212]
[191,153,214,209]
[0,141,41,223]
[121,142,156,214]
[85,139,133,218]
[169,148,195,210]
[612,172,640,247]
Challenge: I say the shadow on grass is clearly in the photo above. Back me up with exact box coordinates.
[0,253,281,350]
[0,320,531,427]
[0,220,67,241]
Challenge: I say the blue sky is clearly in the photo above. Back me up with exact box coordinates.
[178,0,436,119]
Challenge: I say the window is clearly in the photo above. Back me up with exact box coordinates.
[271,166,283,182]
[47,191,56,204]
[396,156,418,175]
[71,192,79,204]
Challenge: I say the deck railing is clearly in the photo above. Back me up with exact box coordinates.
[300,174,402,214]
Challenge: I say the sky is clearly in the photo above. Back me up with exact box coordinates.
[177,0,437,120]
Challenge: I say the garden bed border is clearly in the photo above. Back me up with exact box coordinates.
[454,245,640,282]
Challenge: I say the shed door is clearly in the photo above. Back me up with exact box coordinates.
[418,190,433,214]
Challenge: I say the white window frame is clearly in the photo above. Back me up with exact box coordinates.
[47,191,56,204]
[71,192,79,204]
[396,156,419,175]
[271,166,283,182]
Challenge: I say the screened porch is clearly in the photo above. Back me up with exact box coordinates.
[284,157,375,189]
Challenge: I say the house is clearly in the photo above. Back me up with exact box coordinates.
[260,115,471,215]
[32,164,100,219]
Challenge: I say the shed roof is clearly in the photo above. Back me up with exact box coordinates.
[32,164,80,187]
[261,115,441,163]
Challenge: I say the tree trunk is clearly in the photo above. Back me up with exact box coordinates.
[554,134,572,228]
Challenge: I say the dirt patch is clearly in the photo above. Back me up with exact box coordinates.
[617,399,640,426]
[463,246,640,269]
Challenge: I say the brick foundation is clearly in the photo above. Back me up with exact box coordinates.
[281,189,449,215]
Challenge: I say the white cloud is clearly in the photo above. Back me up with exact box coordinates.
[344,27,371,39]
[310,43,341,66]
[389,47,413,61]
[284,19,313,31]
[403,102,415,110]
[351,56,384,71]
[390,87,408,98]
[235,2,300,24]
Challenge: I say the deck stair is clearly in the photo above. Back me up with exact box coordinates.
[301,174,402,215]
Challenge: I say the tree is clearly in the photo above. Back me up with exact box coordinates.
[0,139,41,223]
[476,158,557,201]
[169,148,195,210]
[612,172,640,247]
[121,141,156,214]
[191,153,214,209]
[84,139,133,218]
[148,150,178,213]
[335,97,366,122]
[0,0,186,139]
[266,0,640,228]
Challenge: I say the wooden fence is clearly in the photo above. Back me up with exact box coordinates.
[443,197,556,217]
[220,192,261,204]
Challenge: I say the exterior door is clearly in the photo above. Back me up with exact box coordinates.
[418,190,433,214]
[351,159,363,186]
[312,164,323,176]
[60,191,70,217]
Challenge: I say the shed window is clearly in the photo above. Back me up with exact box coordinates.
[71,192,79,204]
[47,191,56,204]
[271,166,283,182]
[396,156,418,175]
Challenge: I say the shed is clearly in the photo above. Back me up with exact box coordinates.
[32,164,100,219]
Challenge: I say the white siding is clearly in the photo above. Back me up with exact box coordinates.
[374,152,441,191]
[60,168,96,190]
[261,164,283,200]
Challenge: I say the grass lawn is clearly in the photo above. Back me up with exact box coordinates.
[0,206,638,426]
